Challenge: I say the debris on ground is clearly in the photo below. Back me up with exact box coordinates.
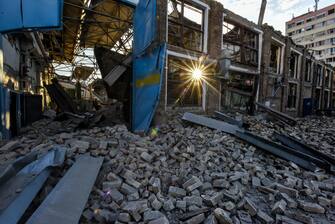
[0,112,334,223]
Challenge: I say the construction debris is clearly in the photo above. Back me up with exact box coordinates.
[256,103,297,126]
[0,112,334,223]
[27,155,103,224]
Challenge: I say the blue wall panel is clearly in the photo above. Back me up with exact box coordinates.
[133,0,156,55]
[132,0,167,133]
[0,0,63,33]
[0,0,22,32]
[22,0,63,29]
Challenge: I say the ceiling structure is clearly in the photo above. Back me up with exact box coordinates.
[42,0,134,85]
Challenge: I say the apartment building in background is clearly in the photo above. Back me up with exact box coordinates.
[286,4,335,67]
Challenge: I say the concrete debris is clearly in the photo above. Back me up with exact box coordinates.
[213,208,233,224]
[1,113,334,223]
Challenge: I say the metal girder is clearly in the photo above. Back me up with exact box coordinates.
[0,170,50,224]
[235,131,320,171]
[0,152,38,185]
[273,132,335,173]
[213,111,244,128]
[27,155,103,224]
[0,147,66,224]
[182,112,243,135]
[256,103,297,126]
[104,54,132,86]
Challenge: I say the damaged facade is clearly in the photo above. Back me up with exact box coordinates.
[260,25,335,117]
[0,0,334,140]
[156,0,334,117]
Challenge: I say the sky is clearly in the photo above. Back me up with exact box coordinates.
[220,0,335,34]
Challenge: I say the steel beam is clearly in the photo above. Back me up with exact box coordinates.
[27,155,103,224]
[273,132,335,172]
[214,111,244,128]
[182,112,243,135]
[235,131,320,171]
[256,103,297,126]
[0,170,50,224]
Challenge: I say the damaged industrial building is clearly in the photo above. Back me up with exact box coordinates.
[0,0,335,223]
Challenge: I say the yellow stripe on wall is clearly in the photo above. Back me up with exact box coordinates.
[135,74,160,88]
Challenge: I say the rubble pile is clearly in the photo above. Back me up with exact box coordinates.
[247,115,335,160]
[0,114,334,224]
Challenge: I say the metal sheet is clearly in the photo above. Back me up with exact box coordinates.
[132,44,166,132]
[0,147,66,224]
[0,170,50,224]
[214,111,244,128]
[274,132,335,172]
[0,151,38,186]
[182,112,242,135]
[235,131,318,171]
[256,103,297,126]
[0,0,63,33]
[104,55,132,86]
[22,0,63,29]
[0,0,22,33]
[133,0,156,55]
[27,155,103,224]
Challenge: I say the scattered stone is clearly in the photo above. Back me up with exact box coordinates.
[298,200,325,214]
[244,198,258,216]
[276,183,298,198]
[256,210,274,224]
[148,216,169,224]
[185,213,206,224]
[183,176,203,192]
[204,214,218,224]
[141,151,153,162]
[213,208,233,224]
[118,213,131,222]
[143,210,164,221]
[271,200,287,214]
[163,199,175,211]
[169,186,187,198]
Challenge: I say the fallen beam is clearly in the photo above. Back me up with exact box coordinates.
[0,152,38,185]
[273,132,335,172]
[0,170,50,224]
[256,103,297,126]
[235,131,324,171]
[45,79,77,113]
[182,112,243,135]
[26,155,103,224]
[104,55,132,86]
[213,111,244,128]
[0,147,66,224]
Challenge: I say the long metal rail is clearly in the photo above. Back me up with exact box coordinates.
[273,132,335,173]
[183,112,334,173]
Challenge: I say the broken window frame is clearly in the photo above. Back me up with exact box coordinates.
[287,82,298,109]
[167,0,207,53]
[166,54,205,108]
[324,90,330,109]
[222,19,259,67]
[316,64,323,87]
[269,43,282,74]
[289,50,301,79]
[304,59,312,82]
[325,69,331,88]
